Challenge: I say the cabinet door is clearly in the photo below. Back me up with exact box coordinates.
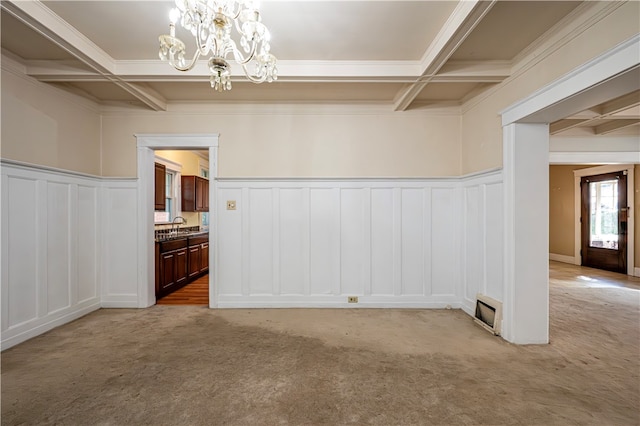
[195,177,206,212]
[154,163,166,211]
[188,244,201,278]
[159,251,176,291]
[200,242,209,272]
[202,179,209,211]
[175,248,189,285]
[181,176,196,212]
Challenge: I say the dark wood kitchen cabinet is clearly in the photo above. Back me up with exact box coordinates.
[187,243,201,279]
[188,234,209,277]
[156,233,210,299]
[181,175,209,212]
[157,238,188,298]
[154,162,166,211]
[199,241,209,273]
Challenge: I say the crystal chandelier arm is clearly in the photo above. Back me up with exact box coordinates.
[171,49,202,72]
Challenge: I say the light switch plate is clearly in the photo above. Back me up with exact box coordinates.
[227,200,236,210]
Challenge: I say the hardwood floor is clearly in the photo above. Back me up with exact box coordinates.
[156,274,209,305]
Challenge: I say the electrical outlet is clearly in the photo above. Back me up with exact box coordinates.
[348,296,358,303]
[227,200,236,210]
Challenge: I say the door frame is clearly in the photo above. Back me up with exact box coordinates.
[135,134,219,308]
[500,35,639,343]
[573,164,635,275]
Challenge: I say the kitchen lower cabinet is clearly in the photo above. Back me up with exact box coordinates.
[199,242,209,273]
[187,244,201,279]
[157,238,189,299]
[156,233,210,299]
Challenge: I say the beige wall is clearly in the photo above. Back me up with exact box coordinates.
[1,68,102,175]
[549,165,580,256]
[101,109,461,178]
[461,2,640,174]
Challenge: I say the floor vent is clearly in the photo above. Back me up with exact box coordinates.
[474,294,502,336]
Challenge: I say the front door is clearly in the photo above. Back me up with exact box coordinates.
[581,171,628,273]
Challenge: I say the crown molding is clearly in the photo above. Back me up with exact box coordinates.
[99,100,461,117]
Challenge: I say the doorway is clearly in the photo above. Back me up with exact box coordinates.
[580,171,628,273]
[135,134,219,309]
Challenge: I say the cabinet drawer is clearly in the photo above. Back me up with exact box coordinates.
[188,234,208,246]
[159,238,188,252]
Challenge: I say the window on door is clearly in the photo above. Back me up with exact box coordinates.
[589,179,619,249]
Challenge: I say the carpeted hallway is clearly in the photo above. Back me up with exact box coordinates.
[2,262,639,425]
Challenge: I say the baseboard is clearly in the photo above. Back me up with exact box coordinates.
[549,253,576,264]
[634,268,640,278]
[216,295,461,309]
[1,301,101,351]
[101,295,139,308]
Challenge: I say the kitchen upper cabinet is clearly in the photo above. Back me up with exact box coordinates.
[181,175,209,212]
[154,162,166,211]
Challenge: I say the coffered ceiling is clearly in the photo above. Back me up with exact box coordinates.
[1,0,638,136]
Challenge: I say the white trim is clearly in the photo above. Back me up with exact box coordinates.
[634,267,640,278]
[549,253,577,265]
[573,164,635,275]
[550,152,640,164]
[216,297,460,309]
[501,35,640,125]
[135,134,219,309]
[1,302,100,351]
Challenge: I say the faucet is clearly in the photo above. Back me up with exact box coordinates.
[171,216,187,235]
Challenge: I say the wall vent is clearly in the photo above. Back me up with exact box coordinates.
[474,294,502,336]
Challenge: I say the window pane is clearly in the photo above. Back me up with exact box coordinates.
[589,180,618,249]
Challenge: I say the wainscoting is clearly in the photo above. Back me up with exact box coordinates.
[1,160,137,349]
[216,170,503,310]
[1,160,503,349]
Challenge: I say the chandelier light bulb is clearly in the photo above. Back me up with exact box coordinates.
[158,0,278,92]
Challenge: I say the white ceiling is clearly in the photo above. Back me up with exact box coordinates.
[1,0,638,136]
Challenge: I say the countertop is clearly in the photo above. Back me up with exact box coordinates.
[155,230,209,243]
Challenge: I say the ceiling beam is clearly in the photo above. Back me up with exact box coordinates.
[594,119,640,135]
[394,0,497,111]
[598,90,640,116]
[549,119,591,135]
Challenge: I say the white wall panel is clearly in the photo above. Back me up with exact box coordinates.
[217,188,243,296]
[5,176,38,328]
[401,189,425,295]
[431,188,457,296]
[464,186,482,302]
[46,182,71,314]
[309,188,340,295]
[216,177,499,308]
[459,171,504,314]
[101,185,138,305]
[340,189,365,295]
[370,189,394,295]
[279,188,306,295]
[248,189,273,294]
[485,182,504,301]
[1,162,102,350]
[77,185,98,303]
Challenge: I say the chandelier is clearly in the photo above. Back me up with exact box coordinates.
[158,0,278,92]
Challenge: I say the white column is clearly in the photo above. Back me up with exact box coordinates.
[502,123,549,344]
